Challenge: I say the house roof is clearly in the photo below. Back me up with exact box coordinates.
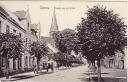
[0,5,9,17]
[0,5,26,32]
[41,36,55,45]
[13,10,27,19]
[41,36,58,53]
[30,24,38,31]
[47,43,58,53]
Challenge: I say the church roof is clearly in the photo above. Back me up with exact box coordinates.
[50,9,59,32]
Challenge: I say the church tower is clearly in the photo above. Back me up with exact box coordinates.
[49,7,59,38]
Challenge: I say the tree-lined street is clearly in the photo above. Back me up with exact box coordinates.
[0,65,127,82]
[0,2,127,82]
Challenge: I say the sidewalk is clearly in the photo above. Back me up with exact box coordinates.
[0,71,36,81]
[84,67,127,82]
[101,67,127,78]
[0,66,76,81]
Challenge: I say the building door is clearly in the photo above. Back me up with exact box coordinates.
[109,60,111,68]
[25,56,28,68]
[119,60,124,69]
[101,60,104,66]
[18,56,22,70]
[13,58,16,70]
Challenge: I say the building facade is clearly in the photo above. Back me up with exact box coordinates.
[103,47,127,69]
[0,5,40,76]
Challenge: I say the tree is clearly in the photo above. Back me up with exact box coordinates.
[30,41,48,73]
[77,5,126,81]
[53,29,79,54]
[0,33,24,79]
[53,52,79,67]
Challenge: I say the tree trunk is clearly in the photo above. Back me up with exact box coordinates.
[97,59,101,82]
[94,61,95,67]
[0,55,2,76]
[13,58,16,70]
[5,57,9,79]
[36,59,40,74]
[92,61,95,67]
[18,56,21,70]
[20,55,22,69]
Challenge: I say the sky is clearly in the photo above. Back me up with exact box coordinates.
[0,1,127,37]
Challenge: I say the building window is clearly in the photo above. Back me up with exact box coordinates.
[13,59,16,70]
[29,56,31,67]
[27,22,29,30]
[33,57,35,67]
[29,40,31,45]
[25,56,28,67]
[2,58,5,67]
[26,38,28,46]
[13,29,16,34]
[19,33,22,38]
[19,55,22,67]
[0,21,1,33]
[6,25,10,33]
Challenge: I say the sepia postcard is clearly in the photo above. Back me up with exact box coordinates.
[0,0,127,82]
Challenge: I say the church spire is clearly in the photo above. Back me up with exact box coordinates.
[50,7,59,37]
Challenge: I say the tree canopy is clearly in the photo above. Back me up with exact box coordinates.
[30,41,48,61]
[53,29,79,54]
[0,33,24,59]
[77,5,127,61]
[0,33,24,79]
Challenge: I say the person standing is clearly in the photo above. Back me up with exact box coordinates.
[46,59,54,72]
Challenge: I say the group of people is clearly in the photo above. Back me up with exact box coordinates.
[33,58,83,75]
[33,59,56,75]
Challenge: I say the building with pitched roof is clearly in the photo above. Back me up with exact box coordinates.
[41,8,59,59]
[49,8,59,38]
[0,5,41,76]
[103,47,127,69]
